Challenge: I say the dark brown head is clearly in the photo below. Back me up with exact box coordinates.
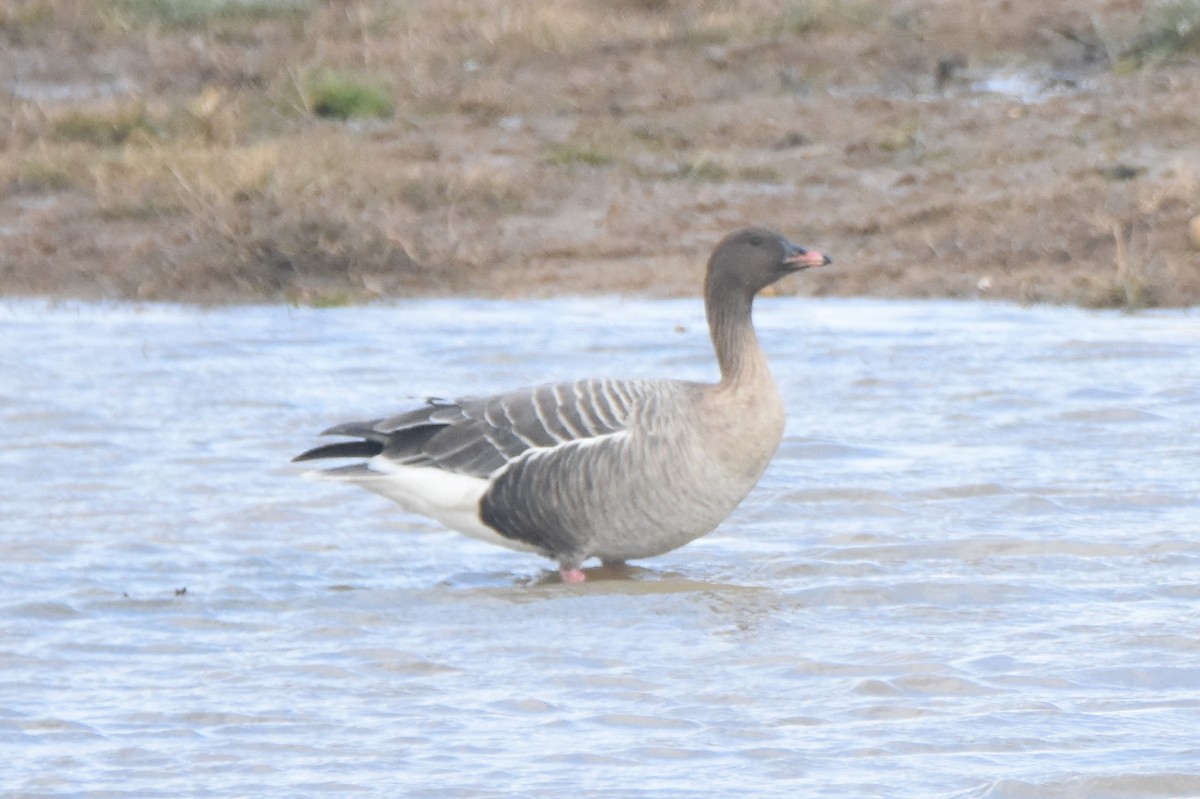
[705,227,831,299]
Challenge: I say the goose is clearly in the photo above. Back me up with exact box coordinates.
[294,227,831,583]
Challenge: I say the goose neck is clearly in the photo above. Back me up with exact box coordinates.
[706,283,769,387]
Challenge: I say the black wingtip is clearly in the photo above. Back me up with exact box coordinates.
[292,440,384,462]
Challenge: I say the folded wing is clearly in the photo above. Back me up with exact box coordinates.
[293,377,657,478]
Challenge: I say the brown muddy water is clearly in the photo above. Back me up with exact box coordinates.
[2,298,1199,798]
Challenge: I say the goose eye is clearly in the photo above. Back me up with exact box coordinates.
[748,235,764,247]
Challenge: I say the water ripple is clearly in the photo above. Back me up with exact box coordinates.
[1,298,1198,798]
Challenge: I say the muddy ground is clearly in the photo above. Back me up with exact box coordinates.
[2,0,1199,307]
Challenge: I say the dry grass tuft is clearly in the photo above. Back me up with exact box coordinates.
[770,0,892,34]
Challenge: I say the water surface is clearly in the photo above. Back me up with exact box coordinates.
[2,298,1198,798]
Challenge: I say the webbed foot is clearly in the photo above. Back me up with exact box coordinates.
[559,567,586,584]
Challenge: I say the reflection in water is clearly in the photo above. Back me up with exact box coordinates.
[1,298,1198,798]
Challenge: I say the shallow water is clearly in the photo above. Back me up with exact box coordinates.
[2,297,1198,798]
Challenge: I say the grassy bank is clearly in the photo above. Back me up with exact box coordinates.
[2,0,1198,306]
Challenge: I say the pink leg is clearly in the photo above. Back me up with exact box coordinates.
[559,566,586,584]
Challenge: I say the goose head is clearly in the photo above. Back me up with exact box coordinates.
[705,227,831,298]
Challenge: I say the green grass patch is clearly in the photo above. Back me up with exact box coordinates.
[541,143,615,168]
[1121,0,1200,64]
[0,0,56,35]
[738,164,783,183]
[652,155,782,183]
[290,290,358,308]
[113,0,313,29]
[306,71,394,121]
[10,158,78,192]
[660,154,733,182]
[51,101,154,145]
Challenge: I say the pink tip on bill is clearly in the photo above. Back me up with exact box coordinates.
[786,249,832,269]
